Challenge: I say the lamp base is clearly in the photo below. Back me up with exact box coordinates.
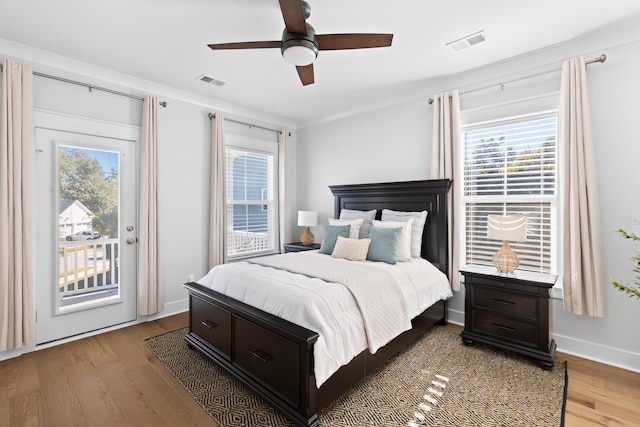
[300,227,315,246]
[493,241,520,273]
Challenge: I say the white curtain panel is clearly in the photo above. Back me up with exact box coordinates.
[138,95,163,315]
[209,113,227,268]
[560,57,604,317]
[0,59,36,350]
[430,90,462,291]
[278,130,292,253]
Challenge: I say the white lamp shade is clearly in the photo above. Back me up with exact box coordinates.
[297,211,318,227]
[487,215,527,242]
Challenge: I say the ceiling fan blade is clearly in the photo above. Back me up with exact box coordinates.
[296,64,314,86]
[208,41,282,50]
[279,0,307,35]
[316,33,393,50]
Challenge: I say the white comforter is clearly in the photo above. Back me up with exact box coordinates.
[197,251,452,387]
[249,252,412,354]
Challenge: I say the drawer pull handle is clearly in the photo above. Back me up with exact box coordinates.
[250,349,273,363]
[491,322,516,332]
[201,320,217,329]
[491,298,515,306]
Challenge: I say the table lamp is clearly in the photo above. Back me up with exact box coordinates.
[487,214,527,273]
[297,211,318,246]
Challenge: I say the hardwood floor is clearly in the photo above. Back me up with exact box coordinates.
[1,314,638,426]
[0,312,214,427]
[445,324,640,427]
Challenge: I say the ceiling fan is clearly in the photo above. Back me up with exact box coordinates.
[207,0,393,86]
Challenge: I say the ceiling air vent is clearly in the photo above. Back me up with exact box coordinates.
[196,74,227,87]
[446,30,486,52]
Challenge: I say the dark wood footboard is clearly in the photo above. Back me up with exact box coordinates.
[184,281,446,427]
[184,281,321,427]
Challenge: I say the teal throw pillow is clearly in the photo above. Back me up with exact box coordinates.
[319,225,351,254]
[367,226,402,264]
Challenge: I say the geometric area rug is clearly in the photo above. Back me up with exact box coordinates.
[146,326,567,427]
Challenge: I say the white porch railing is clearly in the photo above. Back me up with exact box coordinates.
[58,238,119,301]
[228,231,271,255]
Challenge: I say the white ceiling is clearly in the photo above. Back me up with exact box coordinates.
[2,0,640,126]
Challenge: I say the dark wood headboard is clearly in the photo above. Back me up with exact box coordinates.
[329,179,451,276]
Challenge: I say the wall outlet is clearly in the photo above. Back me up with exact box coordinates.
[187,274,195,282]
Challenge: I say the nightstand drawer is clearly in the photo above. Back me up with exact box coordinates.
[473,310,538,347]
[466,275,537,295]
[473,287,537,319]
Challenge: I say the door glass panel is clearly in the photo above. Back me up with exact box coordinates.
[57,145,121,313]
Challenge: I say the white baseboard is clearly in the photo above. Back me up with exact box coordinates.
[446,308,465,326]
[553,332,640,374]
[0,344,33,362]
[138,298,189,322]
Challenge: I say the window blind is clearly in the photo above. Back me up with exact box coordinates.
[462,113,557,273]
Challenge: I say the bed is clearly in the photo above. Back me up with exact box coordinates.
[183,179,452,427]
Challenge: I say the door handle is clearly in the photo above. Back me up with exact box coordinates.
[126,238,136,244]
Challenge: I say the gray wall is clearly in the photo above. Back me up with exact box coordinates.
[296,20,640,371]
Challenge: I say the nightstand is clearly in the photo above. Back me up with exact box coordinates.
[460,265,557,369]
[283,242,320,253]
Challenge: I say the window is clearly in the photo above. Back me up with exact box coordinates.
[462,112,557,273]
[225,134,279,259]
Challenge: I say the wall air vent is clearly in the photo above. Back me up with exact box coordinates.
[446,30,486,52]
[196,74,227,87]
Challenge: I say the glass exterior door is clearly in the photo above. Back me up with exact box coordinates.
[35,115,138,345]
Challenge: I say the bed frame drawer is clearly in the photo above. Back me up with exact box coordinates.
[191,295,232,358]
[234,316,300,406]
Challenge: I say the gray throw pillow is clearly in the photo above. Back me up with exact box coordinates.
[367,226,402,264]
[319,225,351,254]
[339,209,377,238]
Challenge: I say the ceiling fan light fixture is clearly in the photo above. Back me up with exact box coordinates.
[282,39,318,66]
[206,1,393,85]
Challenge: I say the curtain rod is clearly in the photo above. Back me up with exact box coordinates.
[427,53,607,105]
[0,63,167,107]
[208,112,284,135]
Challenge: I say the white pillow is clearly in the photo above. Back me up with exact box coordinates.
[372,218,413,261]
[328,218,364,239]
[339,209,376,238]
[331,236,371,261]
[381,209,428,258]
